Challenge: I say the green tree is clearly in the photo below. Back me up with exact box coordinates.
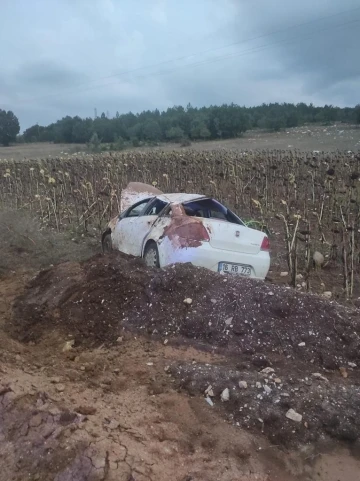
[165,126,184,142]
[0,109,20,146]
[142,120,161,141]
[88,132,101,152]
[355,105,360,124]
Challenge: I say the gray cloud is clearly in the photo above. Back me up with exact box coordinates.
[0,0,359,131]
[15,61,88,88]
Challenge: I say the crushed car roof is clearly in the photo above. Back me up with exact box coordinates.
[157,193,205,203]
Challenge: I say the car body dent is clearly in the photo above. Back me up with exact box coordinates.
[140,203,210,258]
[104,183,270,279]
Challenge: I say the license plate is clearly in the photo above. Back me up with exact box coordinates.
[219,263,252,276]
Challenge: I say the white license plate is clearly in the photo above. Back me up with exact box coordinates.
[219,263,252,276]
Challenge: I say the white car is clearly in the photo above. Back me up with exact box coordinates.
[102,182,270,279]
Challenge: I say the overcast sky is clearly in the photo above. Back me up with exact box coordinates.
[1,0,359,130]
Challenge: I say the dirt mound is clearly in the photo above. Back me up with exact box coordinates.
[168,360,360,447]
[11,252,360,370]
[2,260,360,475]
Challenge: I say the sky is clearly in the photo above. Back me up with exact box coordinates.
[0,0,359,131]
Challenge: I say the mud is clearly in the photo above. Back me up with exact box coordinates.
[5,252,360,451]
[1,249,360,480]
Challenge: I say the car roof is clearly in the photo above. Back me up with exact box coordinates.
[156,193,206,203]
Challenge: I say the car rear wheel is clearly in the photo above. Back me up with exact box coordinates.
[143,242,160,268]
[102,233,112,253]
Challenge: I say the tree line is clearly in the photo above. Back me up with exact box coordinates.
[1,102,360,147]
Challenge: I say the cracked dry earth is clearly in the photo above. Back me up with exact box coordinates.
[1,271,360,481]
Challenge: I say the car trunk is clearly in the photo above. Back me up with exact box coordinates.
[202,219,264,255]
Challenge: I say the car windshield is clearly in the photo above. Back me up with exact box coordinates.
[183,198,243,225]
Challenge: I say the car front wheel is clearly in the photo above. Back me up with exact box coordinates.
[143,242,160,268]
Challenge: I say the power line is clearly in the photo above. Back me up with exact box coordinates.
[19,5,360,104]
[21,15,360,106]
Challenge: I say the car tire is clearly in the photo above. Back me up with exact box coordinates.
[143,242,160,268]
[102,233,112,253]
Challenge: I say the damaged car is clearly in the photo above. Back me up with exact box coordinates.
[102,182,270,279]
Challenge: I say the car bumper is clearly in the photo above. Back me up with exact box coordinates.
[158,239,270,280]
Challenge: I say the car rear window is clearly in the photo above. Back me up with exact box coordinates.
[183,199,243,225]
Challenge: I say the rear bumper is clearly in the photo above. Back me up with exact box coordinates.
[159,239,270,280]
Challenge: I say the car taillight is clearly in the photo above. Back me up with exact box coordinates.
[261,236,270,251]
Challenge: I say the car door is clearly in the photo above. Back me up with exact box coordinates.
[113,198,167,257]
[112,198,151,255]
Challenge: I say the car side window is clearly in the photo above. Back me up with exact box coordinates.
[143,199,167,216]
[126,199,151,218]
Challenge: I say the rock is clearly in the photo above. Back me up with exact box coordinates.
[268,291,274,296]
[339,367,348,378]
[116,337,123,343]
[62,340,75,352]
[298,342,306,347]
[238,381,248,389]
[220,388,230,402]
[274,378,282,384]
[225,317,233,325]
[205,397,214,407]
[108,419,120,430]
[163,339,168,345]
[313,251,325,267]
[286,409,303,423]
[76,406,97,415]
[312,373,328,382]
[210,299,217,304]
[55,384,65,393]
[113,368,120,374]
[323,291,332,299]
[50,376,61,384]
[261,367,275,374]
[256,382,262,389]
[205,385,214,397]
[296,274,303,280]
[264,385,272,394]
[80,366,86,371]
[183,298,193,305]
[146,362,154,366]
[280,272,289,277]
[348,362,357,368]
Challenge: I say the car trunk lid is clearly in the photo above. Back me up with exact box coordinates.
[202,219,266,255]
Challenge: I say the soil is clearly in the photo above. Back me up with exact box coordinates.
[2,250,360,480]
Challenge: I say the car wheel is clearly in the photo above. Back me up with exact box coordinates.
[102,233,112,253]
[143,242,160,268]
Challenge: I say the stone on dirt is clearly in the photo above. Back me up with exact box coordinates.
[286,409,303,423]
[261,367,275,374]
[62,340,75,352]
[221,388,230,402]
[238,381,248,389]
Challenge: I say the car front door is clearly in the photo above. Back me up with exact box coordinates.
[113,198,167,257]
